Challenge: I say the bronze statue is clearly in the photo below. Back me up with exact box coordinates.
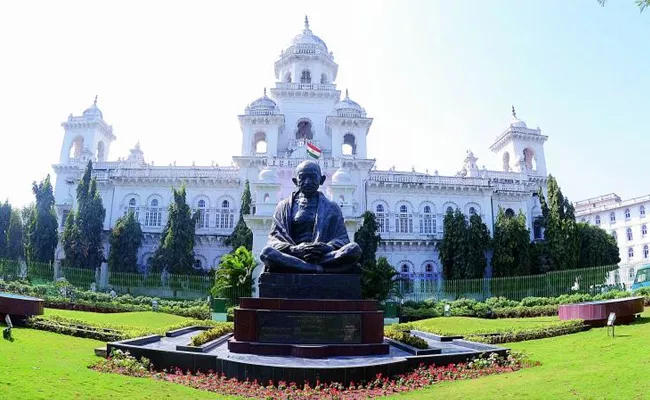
[260,160,361,274]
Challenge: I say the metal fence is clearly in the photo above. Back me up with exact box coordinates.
[0,259,54,284]
[394,264,621,302]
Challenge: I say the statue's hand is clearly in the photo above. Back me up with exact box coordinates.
[289,243,311,259]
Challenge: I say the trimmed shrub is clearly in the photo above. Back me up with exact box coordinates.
[189,325,233,347]
[465,320,588,344]
[384,325,428,349]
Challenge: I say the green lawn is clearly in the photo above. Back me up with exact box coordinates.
[44,308,190,330]
[393,308,650,399]
[3,309,649,399]
[0,328,235,399]
[409,315,565,336]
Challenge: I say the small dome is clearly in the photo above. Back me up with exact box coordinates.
[334,90,365,118]
[83,96,103,119]
[246,88,278,116]
[331,167,351,184]
[290,16,328,52]
[510,117,527,128]
[258,166,279,183]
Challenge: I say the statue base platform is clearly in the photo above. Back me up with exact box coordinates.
[229,297,388,358]
[258,273,361,300]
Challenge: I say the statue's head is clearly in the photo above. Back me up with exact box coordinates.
[292,160,326,197]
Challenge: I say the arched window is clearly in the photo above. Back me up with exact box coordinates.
[126,197,138,220]
[612,230,617,241]
[263,193,270,203]
[446,206,453,214]
[425,264,434,273]
[375,204,388,233]
[401,264,409,273]
[218,200,234,229]
[469,206,476,215]
[625,208,631,220]
[320,73,328,84]
[627,228,633,241]
[610,212,616,223]
[420,205,433,234]
[342,133,356,156]
[194,259,203,270]
[96,141,105,161]
[629,268,636,280]
[502,151,510,172]
[300,70,311,84]
[396,205,413,233]
[196,199,209,229]
[523,148,536,170]
[145,198,162,227]
[296,120,313,141]
[581,218,586,222]
[595,215,601,225]
[505,208,515,218]
[284,72,291,83]
[644,245,649,259]
[641,205,646,217]
[533,219,543,239]
[253,132,267,154]
[642,225,648,237]
[628,247,634,259]
[69,136,84,159]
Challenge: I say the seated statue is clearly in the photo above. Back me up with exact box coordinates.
[260,160,362,274]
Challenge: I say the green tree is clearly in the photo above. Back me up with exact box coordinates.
[62,161,106,269]
[26,175,58,264]
[108,211,143,273]
[6,209,24,260]
[466,213,491,279]
[224,180,253,251]
[151,186,197,274]
[537,175,580,271]
[437,208,488,279]
[577,223,620,268]
[492,208,531,277]
[354,211,381,269]
[0,200,10,258]
[212,246,256,303]
[598,0,649,12]
[361,256,398,301]
[61,213,82,268]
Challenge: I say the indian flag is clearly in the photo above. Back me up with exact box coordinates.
[306,142,321,159]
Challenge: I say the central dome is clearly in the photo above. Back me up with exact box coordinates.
[290,16,328,51]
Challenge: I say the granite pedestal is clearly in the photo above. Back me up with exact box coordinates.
[229,273,389,358]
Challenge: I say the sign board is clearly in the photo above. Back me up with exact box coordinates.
[607,312,616,326]
[5,314,12,329]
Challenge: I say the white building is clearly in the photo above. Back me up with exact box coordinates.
[575,193,650,287]
[52,17,550,281]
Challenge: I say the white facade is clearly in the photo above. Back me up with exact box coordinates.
[575,193,650,287]
[52,17,550,277]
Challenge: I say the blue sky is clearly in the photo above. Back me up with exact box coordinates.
[0,0,648,206]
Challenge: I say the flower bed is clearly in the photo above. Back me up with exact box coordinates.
[398,290,647,322]
[0,280,210,319]
[464,320,588,344]
[28,314,232,342]
[92,349,538,399]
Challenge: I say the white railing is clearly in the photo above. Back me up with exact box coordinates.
[369,171,489,187]
[274,82,336,91]
[111,167,240,181]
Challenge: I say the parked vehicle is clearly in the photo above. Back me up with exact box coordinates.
[631,265,650,291]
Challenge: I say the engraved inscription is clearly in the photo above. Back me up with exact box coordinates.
[257,312,362,344]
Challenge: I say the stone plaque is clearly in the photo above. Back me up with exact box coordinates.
[257,311,362,344]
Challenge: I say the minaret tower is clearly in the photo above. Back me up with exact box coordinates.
[59,96,116,164]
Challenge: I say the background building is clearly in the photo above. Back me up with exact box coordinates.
[53,18,549,280]
[575,193,650,287]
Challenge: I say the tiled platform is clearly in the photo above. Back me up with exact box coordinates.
[107,327,508,384]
